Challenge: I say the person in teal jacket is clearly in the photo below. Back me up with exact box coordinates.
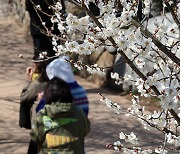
[31,77,90,154]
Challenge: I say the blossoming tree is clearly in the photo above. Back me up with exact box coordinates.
[31,0,179,153]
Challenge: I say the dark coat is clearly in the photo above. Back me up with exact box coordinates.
[25,0,54,35]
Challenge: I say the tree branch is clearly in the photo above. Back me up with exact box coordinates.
[164,1,180,32]
[132,19,180,67]
[67,1,180,125]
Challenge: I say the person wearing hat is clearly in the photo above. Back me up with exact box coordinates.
[19,53,55,154]
[20,53,53,108]
[36,55,89,117]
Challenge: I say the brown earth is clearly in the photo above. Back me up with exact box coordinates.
[0,17,165,154]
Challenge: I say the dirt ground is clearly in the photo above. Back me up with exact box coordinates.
[0,17,165,154]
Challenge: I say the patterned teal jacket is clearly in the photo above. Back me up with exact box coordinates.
[31,102,90,154]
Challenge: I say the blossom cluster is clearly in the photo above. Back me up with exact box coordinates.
[66,59,106,75]
[99,94,122,114]
[100,93,180,153]
[36,0,180,153]
[113,132,168,153]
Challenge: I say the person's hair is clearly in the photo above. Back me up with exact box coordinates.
[44,77,73,105]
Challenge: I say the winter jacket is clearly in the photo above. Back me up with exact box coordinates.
[31,102,90,154]
[20,80,48,128]
[20,80,48,104]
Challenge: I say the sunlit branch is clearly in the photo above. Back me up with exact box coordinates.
[132,19,180,66]
[78,1,180,125]
[164,0,180,31]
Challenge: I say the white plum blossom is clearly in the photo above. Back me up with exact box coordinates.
[51,15,58,24]
[100,97,122,114]
[39,51,47,59]
[119,132,139,145]
[119,132,126,140]
[86,64,105,76]
[177,3,180,19]
[54,44,67,55]
[175,136,180,148]
[116,36,128,50]
[65,41,79,53]
[111,72,123,85]
[66,13,79,30]
[154,147,167,154]
[146,74,158,86]
[166,133,177,144]
[52,37,58,46]
[54,1,62,11]
[135,78,150,97]
[120,10,133,26]
[127,100,145,118]
[78,16,90,29]
[73,61,83,71]
[135,57,146,69]
[57,22,65,31]
[113,140,122,152]
[36,5,41,9]
[143,0,152,15]
[151,111,166,128]
[40,0,180,153]
[158,85,180,110]
[42,22,46,26]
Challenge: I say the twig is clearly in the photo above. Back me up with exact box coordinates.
[131,19,180,67]
[164,1,180,31]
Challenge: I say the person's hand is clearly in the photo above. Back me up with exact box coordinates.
[26,67,34,81]
[37,91,44,102]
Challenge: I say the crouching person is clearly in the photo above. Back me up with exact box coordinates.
[30,77,90,154]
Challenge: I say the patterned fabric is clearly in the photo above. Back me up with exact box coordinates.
[43,116,78,131]
[68,81,89,116]
[46,134,78,148]
[43,116,79,148]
